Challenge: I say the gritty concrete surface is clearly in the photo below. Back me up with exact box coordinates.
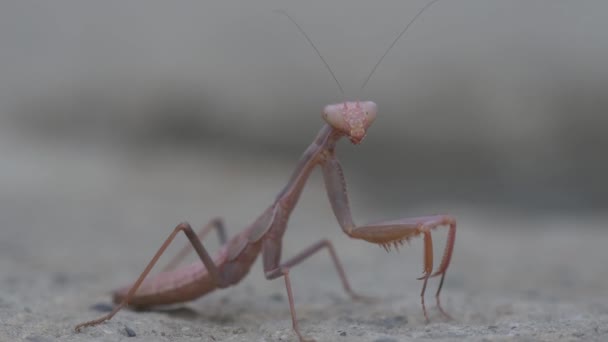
[1,136,607,342]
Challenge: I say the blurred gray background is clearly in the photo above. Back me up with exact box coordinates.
[1,1,608,341]
[2,0,607,211]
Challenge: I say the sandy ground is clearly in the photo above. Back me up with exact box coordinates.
[1,138,607,342]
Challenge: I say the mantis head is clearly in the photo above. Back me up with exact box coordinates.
[323,101,377,144]
[281,0,442,145]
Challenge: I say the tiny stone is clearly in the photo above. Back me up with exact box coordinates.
[52,272,69,285]
[25,336,54,342]
[270,293,284,302]
[373,338,398,342]
[124,326,136,337]
[233,327,247,334]
[90,302,114,312]
[339,330,347,336]
[393,315,407,323]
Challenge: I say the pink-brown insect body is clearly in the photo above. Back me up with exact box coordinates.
[76,100,456,342]
[113,256,225,307]
[112,102,379,308]
[113,227,263,308]
[76,2,457,339]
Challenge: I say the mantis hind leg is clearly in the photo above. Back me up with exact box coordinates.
[74,222,225,332]
[161,218,227,272]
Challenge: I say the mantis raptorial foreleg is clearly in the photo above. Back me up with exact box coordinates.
[322,153,456,322]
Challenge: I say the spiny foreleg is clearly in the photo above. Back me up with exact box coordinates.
[322,154,456,322]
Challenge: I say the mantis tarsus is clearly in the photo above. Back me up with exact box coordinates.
[75,1,456,341]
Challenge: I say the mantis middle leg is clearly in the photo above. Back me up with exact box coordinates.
[263,238,363,342]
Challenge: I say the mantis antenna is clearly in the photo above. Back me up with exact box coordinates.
[360,0,444,91]
[274,9,345,97]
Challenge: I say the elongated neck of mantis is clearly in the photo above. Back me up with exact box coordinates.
[274,124,341,211]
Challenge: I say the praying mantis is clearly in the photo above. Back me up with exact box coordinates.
[74,1,456,341]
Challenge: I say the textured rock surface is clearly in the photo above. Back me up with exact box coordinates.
[1,137,606,342]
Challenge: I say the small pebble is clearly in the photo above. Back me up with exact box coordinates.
[270,293,284,302]
[233,327,247,334]
[373,338,398,342]
[25,336,54,342]
[52,272,69,285]
[90,302,114,312]
[392,315,407,323]
[339,330,347,336]
[124,326,136,337]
